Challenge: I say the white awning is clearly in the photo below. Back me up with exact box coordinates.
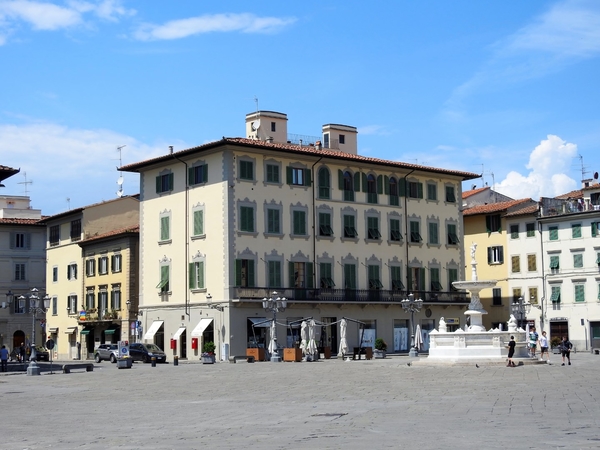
[64,327,77,334]
[143,320,164,340]
[191,318,213,337]
[172,327,186,340]
[48,327,58,333]
[249,317,271,328]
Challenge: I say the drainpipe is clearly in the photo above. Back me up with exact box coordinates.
[538,216,546,332]
[311,155,323,289]
[403,169,416,291]
[171,147,190,319]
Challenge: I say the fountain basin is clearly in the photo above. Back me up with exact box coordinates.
[428,329,528,360]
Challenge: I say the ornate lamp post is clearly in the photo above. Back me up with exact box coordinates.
[401,293,423,357]
[18,288,50,376]
[511,296,531,329]
[262,291,287,363]
[3,290,14,310]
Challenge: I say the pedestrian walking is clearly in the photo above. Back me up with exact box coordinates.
[539,331,550,362]
[507,335,516,367]
[560,336,573,366]
[529,327,539,358]
[0,345,9,372]
[19,343,26,362]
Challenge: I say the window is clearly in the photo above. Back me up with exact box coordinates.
[339,134,345,144]
[240,206,255,232]
[320,262,334,288]
[391,266,404,291]
[318,167,330,199]
[367,217,381,240]
[428,222,439,245]
[267,261,281,288]
[189,261,205,289]
[575,284,585,302]
[511,256,521,273]
[85,290,95,310]
[343,264,356,289]
[366,174,378,204]
[592,222,599,237]
[408,267,425,292]
[510,224,519,239]
[111,287,121,310]
[529,287,538,304]
[70,219,81,241]
[492,288,502,306]
[390,219,402,242]
[340,170,355,202]
[86,259,96,277]
[11,232,30,249]
[160,215,170,241]
[98,291,108,316]
[266,164,280,183]
[486,214,501,233]
[448,268,458,291]
[430,268,442,291]
[235,259,255,287]
[549,226,558,240]
[98,256,108,275]
[52,297,57,316]
[239,160,254,180]
[343,215,358,238]
[550,285,561,303]
[597,252,600,266]
[318,212,333,237]
[111,254,122,273]
[445,186,456,203]
[157,265,170,293]
[50,225,60,246]
[573,254,583,268]
[292,210,307,236]
[267,208,280,234]
[410,221,422,243]
[52,266,58,283]
[549,255,560,271]
[324,133,330,148]
[271,121,276,132]
[427,183,437,201]
[368,265,383,289]
[526,223,535,237]
[67,263,77,280]
[527,254,537,271]
[156,172,174,193]
[189,164,208,185]
[389,177,400,206]
[408,181,423,199]
[487,246,504,264]
[287,167,311,187]
[289,262,314,288]
[572,223,582,238]
[193,209,204,236]
[447,223,459,245]
[68,295,78,314]
[15,263,26,281]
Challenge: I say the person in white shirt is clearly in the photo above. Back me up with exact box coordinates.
[539,330,550,362]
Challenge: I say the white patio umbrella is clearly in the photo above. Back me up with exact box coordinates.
[338,318,349,357]
[268,319,277,359]
[307,319,318,360]
[300,321,308,356]
[413,324,423,350]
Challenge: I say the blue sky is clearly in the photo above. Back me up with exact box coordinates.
[1,0,599,215]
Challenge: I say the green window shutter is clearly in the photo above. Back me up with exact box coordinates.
[344,264,356,289]
[155,176,161,193]
[384,176,389,195]
[160,217,169,241]
[161,265,169,291]
[485,216,491,233]
[574,254,583,268]
[419,268,426,290]
[399,178,406,197]
[550,255,559,269]
[592,222,598,237]
[286,166,292,185]
[189,262,195,289]
[198,261,204,289]
[361,173,367,193]
[376,175,383,194]
[596,253,600,265]
[289,261,295,287]
[306,262,314,288]
[188,167,195,185]
[193,210,203,235]
[304,169,311,186]
[575,285,585,302]
[572,224,582,238]
[168,173,174,191]
[428,222,438,244]
[235,260,242,286]
[338,170,344,190]
[407,269,413,291]
[203,164,208,183]
[417,182,423,199]
[247,260,255,287]
[354,173,361,192]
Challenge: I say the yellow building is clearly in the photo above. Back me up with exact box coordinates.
[121,111,479,360]
[42,197,139,360]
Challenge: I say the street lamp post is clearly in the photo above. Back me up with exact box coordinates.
[511,296,531,329]
[401,293,423,358]
[262,291,287,363]
[18,288,50,376]
[3,290,14,310]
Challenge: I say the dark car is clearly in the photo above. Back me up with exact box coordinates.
[32,346,50,361]
[129,343,167,363]
[94,344,119,363]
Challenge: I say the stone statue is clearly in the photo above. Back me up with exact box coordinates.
[507,314,517,332]
[470,242,477,261]
[438,317,447,333]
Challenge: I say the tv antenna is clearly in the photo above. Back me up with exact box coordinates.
[574,154,589,182]
[17,171,32,196]
[116,145,126,198]
[66,197,71,210]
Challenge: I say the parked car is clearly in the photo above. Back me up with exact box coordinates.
[32,346,49,361]
[94,344,119,363]
[129,343,167,363]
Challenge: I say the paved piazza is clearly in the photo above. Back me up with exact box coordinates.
[2,353,600,450]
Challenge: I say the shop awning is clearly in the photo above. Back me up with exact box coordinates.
[191,318,213,337]
[48,327,58,333]
[64,327,77,334]
[143,320,164,340]
[104,326,118,335]
[80,327,93,335]
[172,327,186,340]
[248,317,271,328]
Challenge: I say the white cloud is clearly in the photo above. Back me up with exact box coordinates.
[358,125,391,136]
[133,13,296,41]
[494,134,578,199]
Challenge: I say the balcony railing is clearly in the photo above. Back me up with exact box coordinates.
[233,287,469,304]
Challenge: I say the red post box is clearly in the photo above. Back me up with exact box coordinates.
[191,337,198,350]
[170,339,176,350]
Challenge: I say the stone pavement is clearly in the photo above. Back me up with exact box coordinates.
[1,352,599,450]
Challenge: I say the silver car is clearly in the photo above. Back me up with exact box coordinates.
[94,344,119,363]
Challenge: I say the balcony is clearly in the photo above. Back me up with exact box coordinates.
[233,287,469,305]
[540,197,600,217]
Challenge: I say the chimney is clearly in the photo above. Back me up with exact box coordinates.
[315,140,321,150]
[169,146,174,154]
[266,136,274,143]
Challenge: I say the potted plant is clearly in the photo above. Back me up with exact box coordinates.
[374,338,387,359]
[201,341,216,364]
[550,336,562,355]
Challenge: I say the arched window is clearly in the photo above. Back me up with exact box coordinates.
[389,177,399,206]
[367,174,377,204]
[343,171,354,202]
[318,167,330,199]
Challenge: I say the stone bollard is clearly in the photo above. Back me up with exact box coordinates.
[174,356,179,366]
[151,356,156,367]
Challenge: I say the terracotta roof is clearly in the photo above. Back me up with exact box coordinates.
[0,165,20,183]
[38,195,140,224]
[504,203,539,217]
[0,218,45,225]
[462,186,489,199]
[583,183,600,191]
[79,225,139,244]
[463,198,533,216]
[120,137,480,181]
[554,189,583,200]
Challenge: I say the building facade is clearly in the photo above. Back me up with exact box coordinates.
[122,111,479,360]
